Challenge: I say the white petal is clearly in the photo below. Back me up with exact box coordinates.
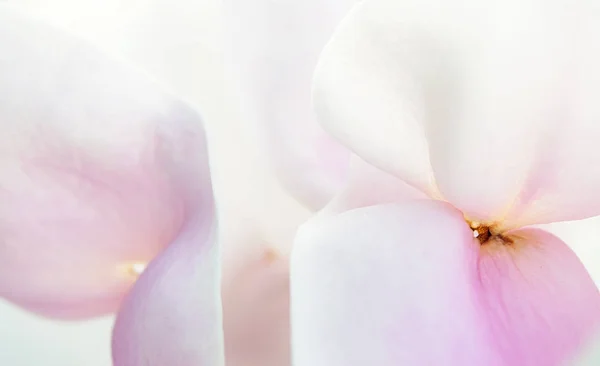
[313,0,600,226]
[313,1,437,196]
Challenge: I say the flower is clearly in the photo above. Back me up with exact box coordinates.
[0,4,222,364]
[0,5,215,321]
[0,1,353,365]
[289,0,600,365]
[106,0,355,364]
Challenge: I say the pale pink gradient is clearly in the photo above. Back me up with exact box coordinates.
[0,7,216,319]
[291,202,600,366]
[0,6,225,364]
[112,216,223,366]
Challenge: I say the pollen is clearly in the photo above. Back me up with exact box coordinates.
[116,261,148,281]
[467,220,512,246]
[473,225,491,243]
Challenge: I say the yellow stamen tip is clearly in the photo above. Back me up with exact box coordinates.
[128,262,147,277]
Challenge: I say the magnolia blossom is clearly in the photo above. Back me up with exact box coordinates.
[0,1,351,365]
[0,3,221,365]
[0,6,218,323]
[290,0,600,365]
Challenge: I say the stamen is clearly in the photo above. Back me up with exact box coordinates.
[262,248,280,264]
[128,262,147,276]
[474,226,492,244]
[466,219,511,246]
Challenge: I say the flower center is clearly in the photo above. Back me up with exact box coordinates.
[467,220,513,246]
[123,261,147,278]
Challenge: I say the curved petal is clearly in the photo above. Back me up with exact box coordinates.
[477,227,600,365]
[112,215,223,366]
[291,202,600,366]
[223,0,354,210]
[13,0,316,252]
[313,1,437,197]
[0,7,212,318]
[314,0,600,226]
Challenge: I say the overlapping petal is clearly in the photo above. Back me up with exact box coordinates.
[223,0,355,210]
[291,202,600,365]
[0,7,214,318]
[313,0,600,226]
[112,217,223,366]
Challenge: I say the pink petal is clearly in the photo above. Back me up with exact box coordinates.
[112,216,223,366]
[0,8,213,318]
[223,0,354,210]
[15,1,316,251]
[313,0,600,225]
[477,227,600,365]
[291,201,600,366]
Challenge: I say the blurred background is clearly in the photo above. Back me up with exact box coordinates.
[0,303,112,366]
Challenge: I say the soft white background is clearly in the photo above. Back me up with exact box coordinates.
[0,303,113,366]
